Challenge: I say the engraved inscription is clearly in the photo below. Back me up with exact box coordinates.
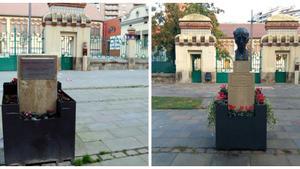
[229,74,254,87]
[20,58,56,80]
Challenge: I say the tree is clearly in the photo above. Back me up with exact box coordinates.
[152,4,184,61]
[152,3,229,61]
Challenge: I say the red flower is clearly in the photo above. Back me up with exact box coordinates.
[249,105,254,111]
[228,104,234,110]
[255,88,262,94]
[11,78,17,84]
[217,92,227,100]
[256,93,265,104]
[239,106,245,111]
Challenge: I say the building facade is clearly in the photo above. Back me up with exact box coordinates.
[102,18,121,56]
[121,5,149,59]
[97,3,144,20]
[174,13,300,84]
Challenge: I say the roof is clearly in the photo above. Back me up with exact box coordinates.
[267,14,299,22]
[0,3,103,21]
[179,13,211,22]
[219,23,267,38]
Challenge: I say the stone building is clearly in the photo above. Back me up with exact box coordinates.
[174,13,300,84]
[175,14,216,83]
[0,3,103,70]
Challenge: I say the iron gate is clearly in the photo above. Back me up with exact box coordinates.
[251,52,261,83]
[275,52,288,83]
[61,35,74,70]
[191,54,201,83]
[216,49,233,83]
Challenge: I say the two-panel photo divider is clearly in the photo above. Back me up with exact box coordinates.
[0,0,300,167]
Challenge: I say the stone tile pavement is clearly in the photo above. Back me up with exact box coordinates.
[152,83,300,166]
[0,70,148,166]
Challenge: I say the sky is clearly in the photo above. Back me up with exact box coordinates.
[214,0,300,23]
[152,0,300,23]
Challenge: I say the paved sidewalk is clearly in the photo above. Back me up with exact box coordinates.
[152,83,300,166]
[0,70,148,166]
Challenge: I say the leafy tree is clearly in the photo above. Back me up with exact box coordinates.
[152,4,184,61]
[152,3,229,62]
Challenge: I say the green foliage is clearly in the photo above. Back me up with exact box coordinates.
[152,96,202,109]
[207,99,217,128]
[265,98,277,129]
[82,155,94,164]
[152,3,225,62]
[72,159,83,166]
[72,154,100,166]
[207,99,277,129]
[99,151,111,155]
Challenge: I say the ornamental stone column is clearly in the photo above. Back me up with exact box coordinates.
[126,26,137,69]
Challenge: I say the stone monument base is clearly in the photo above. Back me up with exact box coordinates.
[228,61,254,111]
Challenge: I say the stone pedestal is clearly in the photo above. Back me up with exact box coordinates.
[18,55,58,115]
[126,26,137,69]
[295,71,299,85]
[228,61,254,110]
[82,55,88,71]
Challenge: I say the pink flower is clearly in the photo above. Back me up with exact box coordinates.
[220,84,226,89]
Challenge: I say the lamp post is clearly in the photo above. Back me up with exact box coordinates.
[28,3,32,54]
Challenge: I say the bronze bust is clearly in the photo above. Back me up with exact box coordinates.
[233,27,249,61]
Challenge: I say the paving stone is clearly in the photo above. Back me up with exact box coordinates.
[58,161,72,166]
[84,141,111,155]
[287,155,300,165]
[102,137,144,151]
[171,153,213,166]
[268,139,298,149]
[152,153,178,166]
[41,162,57,166]
[84,162,103,166]
[126,150,138,156]
[211,154,251,166]
[77,131,115,142]
[100,154,114,161]
[137,148,148,154]
[112,152,127,158]
[250,154,291,166]
[101,155,147,166]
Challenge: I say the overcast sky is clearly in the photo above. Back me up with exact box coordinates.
[214,0,300,23]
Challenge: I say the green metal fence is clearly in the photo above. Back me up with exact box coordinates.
[0,27,44,71]
[152,61,175,73]
[216,49,233,83]
[90,36,148,60]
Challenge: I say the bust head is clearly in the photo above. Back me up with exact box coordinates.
[233,27,249,50]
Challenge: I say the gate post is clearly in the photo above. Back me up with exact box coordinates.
[126,26,137,69]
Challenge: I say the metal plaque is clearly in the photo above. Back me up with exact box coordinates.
[20,57,57,80]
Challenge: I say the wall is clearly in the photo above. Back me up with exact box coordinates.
[102,17,121,56]
[44,24,90,70]
[175,45,216,83]
[261,45,300,83]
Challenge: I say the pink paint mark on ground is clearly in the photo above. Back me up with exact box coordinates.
[259,86,274,90]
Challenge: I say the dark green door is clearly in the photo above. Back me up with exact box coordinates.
[255,73,261,83]
[191,54,201,83]
[0,55,17,71]
[216,72,228,83]
[61,54,73,70]
[61,35,74,70]
[275,71,287,83]
[216,57,232,83]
